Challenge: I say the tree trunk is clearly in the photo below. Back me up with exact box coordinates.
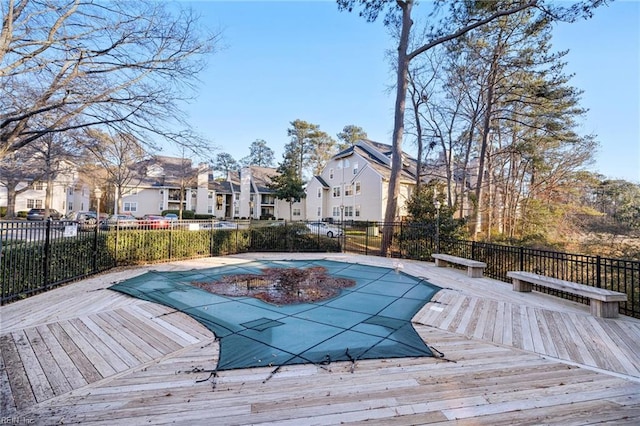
[472,53,499,239]
[381,0,413,256]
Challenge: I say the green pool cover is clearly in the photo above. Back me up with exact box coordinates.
[110,260,441,371]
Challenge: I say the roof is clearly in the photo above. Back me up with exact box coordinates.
[134,156,197,188]
[313,175,330,188]
[334,139,420,184]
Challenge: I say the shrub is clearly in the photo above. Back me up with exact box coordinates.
[161,210,195,219]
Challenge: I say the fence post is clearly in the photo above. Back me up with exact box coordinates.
[92,224,98,272]
[519,246,524,271]
[365,221,369,256]
[168,222,173,260]
[210,218,215,256]
[471,240,477,260]
[43,218,52,289]
[596,255,602,288]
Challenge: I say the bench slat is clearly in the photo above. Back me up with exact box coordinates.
[431,254,486,268]
[431,254,487,278]
[506,272,627,302]
[507,271,627,319]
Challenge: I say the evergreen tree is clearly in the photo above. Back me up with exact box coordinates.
[241,139,275,167]
[268,154,307,220]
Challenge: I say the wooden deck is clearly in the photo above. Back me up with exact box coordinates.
[2,253,640,425]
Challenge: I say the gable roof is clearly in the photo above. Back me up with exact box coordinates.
[333,139,420,184]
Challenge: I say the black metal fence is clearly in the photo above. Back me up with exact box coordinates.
[2,220,638,318]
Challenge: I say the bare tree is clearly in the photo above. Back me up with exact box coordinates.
[82,130,149,214]
[1,0,218,159]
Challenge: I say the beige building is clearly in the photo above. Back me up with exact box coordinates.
[0,160,91,216]
[120,157,304,220]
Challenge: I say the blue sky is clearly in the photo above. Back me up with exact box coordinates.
[169,1,639,183]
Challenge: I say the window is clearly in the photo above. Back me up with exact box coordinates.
[216,195,223,209]
[353,162,358,175]
[355,181,361,195]
[292,208,301,217]
[317,188,322,198]
[27,199,35,208]
[123,202,137,212]
[344,206,353,217]
[68,187,73,195]
[33,182,43,190]
[207,205,213,214]
[66,202,71,211]
[234,193,240,201]
[355,205,361,217]
[332,186,341,197]
[332,206,340,217]
[329,168,334,179]
[317,207,321,217]
[345,184,353,196]
[208,191,213,199]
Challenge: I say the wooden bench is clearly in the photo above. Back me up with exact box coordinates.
[507,271,627,318]
[431,253,487,278]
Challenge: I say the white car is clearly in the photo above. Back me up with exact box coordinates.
[306,222,343,238]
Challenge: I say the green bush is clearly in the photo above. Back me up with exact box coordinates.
[161,210,195,219]
[194,214,215,220]
[0,207,6,218]
[17,211,28,218]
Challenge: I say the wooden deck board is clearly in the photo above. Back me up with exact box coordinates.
[1,254,639,424]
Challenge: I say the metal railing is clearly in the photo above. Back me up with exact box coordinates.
[2,220,638,318]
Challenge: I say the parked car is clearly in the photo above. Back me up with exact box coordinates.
[65,211,98,230]
[164,213,179,221]
[101,214,139,230]
[305,221,343,238]
[26,208,62,221]
[139,215,170,229]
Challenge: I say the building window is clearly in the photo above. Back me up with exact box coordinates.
[355,205,361,217]
[216,195,223,209]
[292,208,301,217]
[345,184,353,196]
[67,202,71,211]
[344,206,353,217]
[207,205,213,214]
[123,202,137,212]
[317,188,321,198]
[329,168,334,179]
[159,203,163,211]
[208,191,213,199]
[317,207,321,217]
[355,181,361,195]
[332,206,340,217]
[27,199,34,208]
[68,187,73,195]
[234,193,240,201]
[33,182,43,190]
[332,186,341,197]
[353,162,358,175]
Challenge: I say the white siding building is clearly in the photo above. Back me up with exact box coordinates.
[306,140,422,222]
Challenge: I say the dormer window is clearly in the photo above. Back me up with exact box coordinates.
[329,168,334,179]
[353,162,358,175]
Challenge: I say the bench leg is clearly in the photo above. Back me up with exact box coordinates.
[590,300,619,318]
[467,267,484,278]
[512,278,532,292]
[434,259,448,268]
